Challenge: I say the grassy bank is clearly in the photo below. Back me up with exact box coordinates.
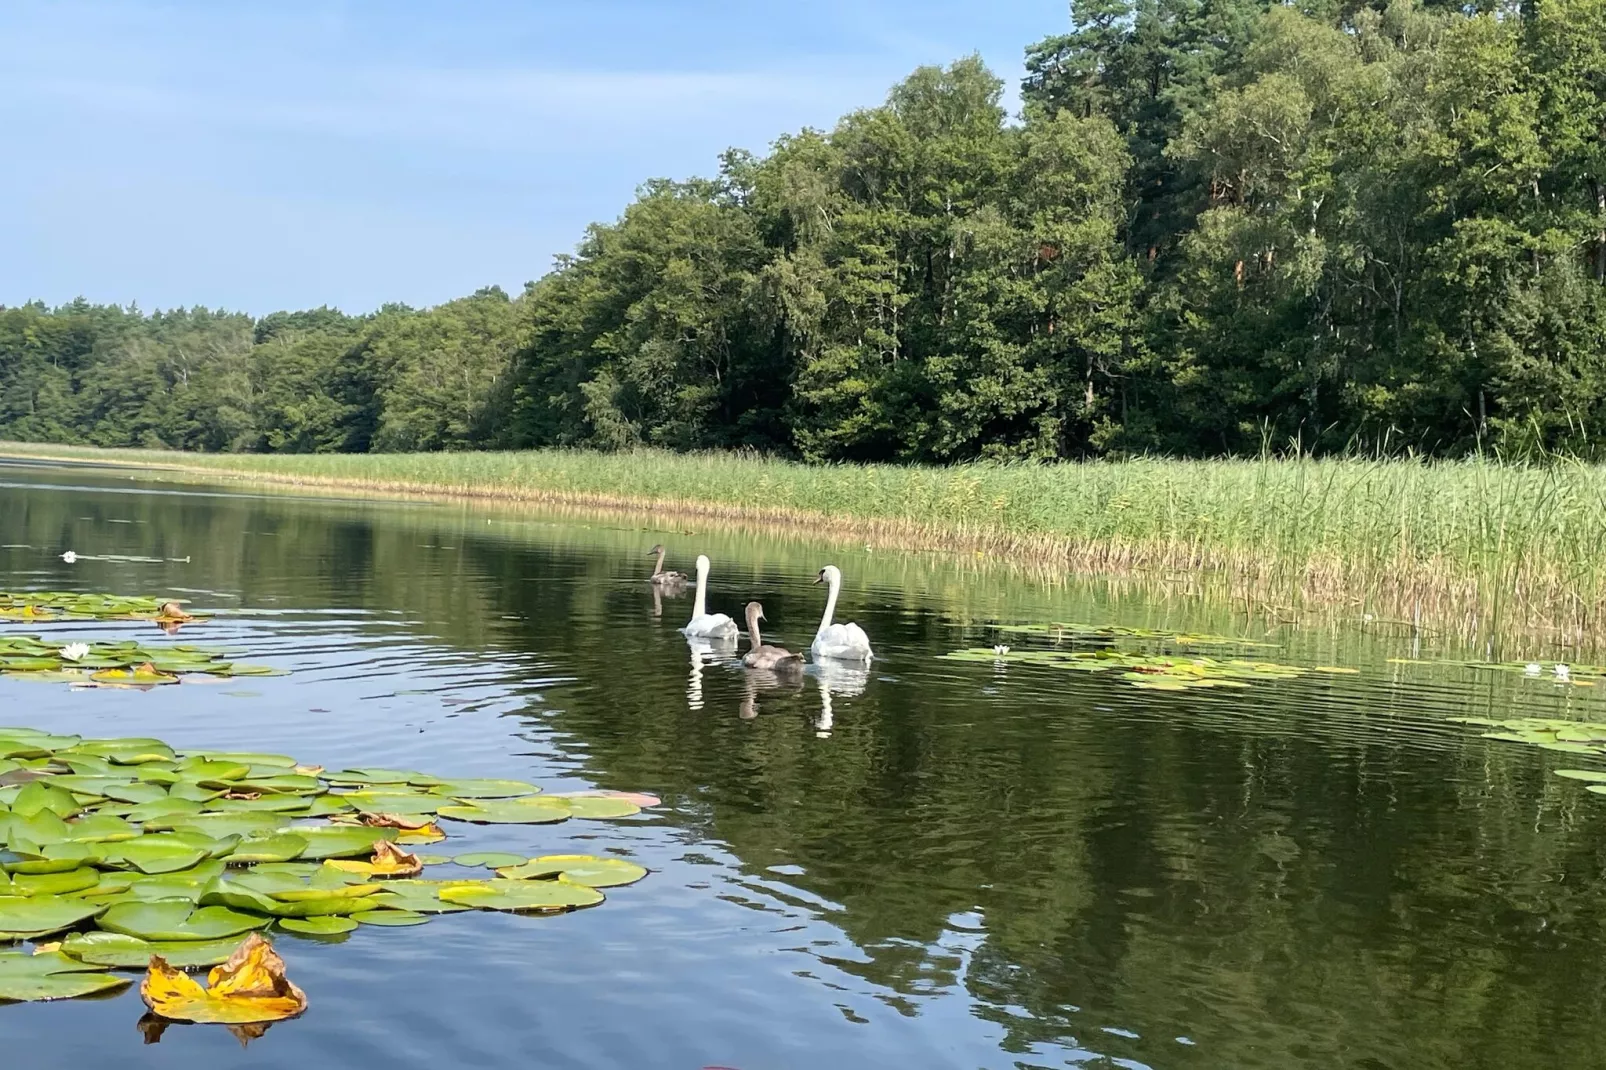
[5,441,1604,648]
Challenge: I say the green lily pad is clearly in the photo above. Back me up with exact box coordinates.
[451,852,529,869]
[97,781,172,805]
[325,768,442,787]
[227,833,310,864]
[436,800,571,825]
[439,879,604,912]
[336,791,444,815]
[173,758,252,785]
[166,781,226,803]
[155,813,289,840]
[108,862,228,903]
[367,880,475,914]
[0,894,107,938]
[294,825,401,861]
[60,814,139,843]
[429,779,541,799]
[108,838,212,875]
[1554,769,1606,783]
[59,931,247,969]
[71,739,175,764]
[193,752,297,769]
[302,795,356,818]
[203,796,314,814]
[354,909,429,927]
[544,796,641,820]
[11,780,84,819]
[497,854,648,888]
[0,949,129,1002]
[98,899,270,941]
[199,878,380,918]
[119,798,206,824]
[10,868,101,896]
[235,774,323,795]
[279,915,359,936]
[1,808,72,847]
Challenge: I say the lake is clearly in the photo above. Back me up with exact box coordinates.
[3,457,1605,1069]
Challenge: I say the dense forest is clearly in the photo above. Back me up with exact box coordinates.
[5,0,1606,460]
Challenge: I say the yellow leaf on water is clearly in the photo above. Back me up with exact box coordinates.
[140,933,306,1025]
[324,840,423,879]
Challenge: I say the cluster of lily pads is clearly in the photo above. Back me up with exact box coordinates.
[0,727,652,1004]
[1450,714,1606,801]
[1392,657,1600,687]
[992,621,1274,648]
[0,592,200,623]
[0,637,280,686]
[942,646,1323,691]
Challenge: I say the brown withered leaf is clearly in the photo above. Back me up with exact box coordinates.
[325,839,423,879]
[140,933,306,1025]
[354,811,433,831]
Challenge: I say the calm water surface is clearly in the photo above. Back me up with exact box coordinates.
[4,459,1606,1069]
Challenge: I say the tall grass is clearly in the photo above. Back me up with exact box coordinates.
[8,442,1606,647]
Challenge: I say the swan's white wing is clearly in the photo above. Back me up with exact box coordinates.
[685,613,739,640]
[812,621,873,662]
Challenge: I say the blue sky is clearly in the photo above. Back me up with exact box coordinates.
[0,0,1068,316]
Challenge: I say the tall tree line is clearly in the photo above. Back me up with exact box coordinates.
[6,0,1606,460]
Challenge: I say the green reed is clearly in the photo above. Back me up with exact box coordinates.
[7,442,1605,646]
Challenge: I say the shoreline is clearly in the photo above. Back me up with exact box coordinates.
[1,442,1599,653]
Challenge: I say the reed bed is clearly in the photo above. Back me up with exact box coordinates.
[7,442,1605,649]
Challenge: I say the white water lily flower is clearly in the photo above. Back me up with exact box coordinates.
[992,644,1010,657]
[59,642,90,662]
[1525,663,1543,676]
[60,550,78,563]
[1556,664,1572,681]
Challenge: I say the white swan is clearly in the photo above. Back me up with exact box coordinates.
[682,555,738,640]
[811,564,873,663]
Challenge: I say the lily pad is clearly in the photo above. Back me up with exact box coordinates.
[11,780,84,819]
[99,900,271,942]
[227,833,310,864]
[429,779,541,799]
[60,931,247,969]
[293,825,400,861]
[335,791,444,815]
[108,838,212,875]
[436,800,572,825]
[354,909,429,927]
[1554,769,1606,783]
[119,798,206,824]
[439,879,604,912]
[451,852,529,869]
[366,880,475,914]
[279,916,358,936]
[544,796,642,820]
[0,949,129,1002]
[325,768,442,787]
[496,854,648,888]
[0,894,107,938]
[10,867,101,896]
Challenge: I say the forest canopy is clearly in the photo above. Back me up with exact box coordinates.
[6,0,1606,461]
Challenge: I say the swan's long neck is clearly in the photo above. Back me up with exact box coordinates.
[817,572,841,639]
[650,549,665,578]
[692,563,709,618]
[746,606,763,647]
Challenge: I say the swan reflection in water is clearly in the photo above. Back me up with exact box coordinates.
[731,658,870,735]
[807,659,869,736]
[738,665,805,720]
[648,581,688,620]
[685,634,736,710]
